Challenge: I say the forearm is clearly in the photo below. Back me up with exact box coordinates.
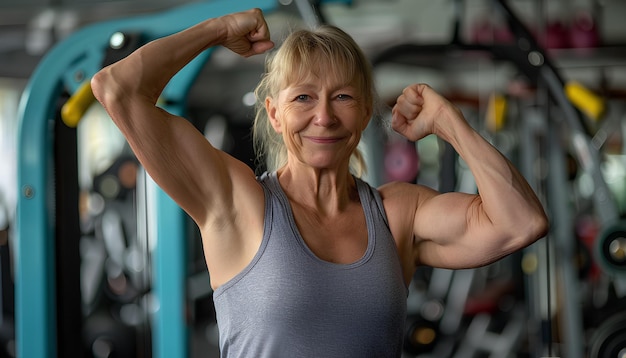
[439,110,548,242]
[95,17,226,104]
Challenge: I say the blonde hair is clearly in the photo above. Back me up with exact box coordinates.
[252,25,375,176]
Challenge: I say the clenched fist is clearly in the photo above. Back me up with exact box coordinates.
[218,8,274,57]
[391,83,465,142]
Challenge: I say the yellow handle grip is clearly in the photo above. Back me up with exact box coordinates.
[61,80,96,128]
[565,81,605,122]
[486,93,506,132]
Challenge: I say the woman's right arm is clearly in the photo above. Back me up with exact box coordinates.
[91,9,274,228]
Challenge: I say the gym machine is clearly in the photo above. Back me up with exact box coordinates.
[371,0,626,357]
[14,1,348,357]
[16,0,626,356]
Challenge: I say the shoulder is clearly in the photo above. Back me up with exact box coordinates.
[377,181,435,239]
[376,181,436,278]
[378,181,436,208]
[378,182,422,221]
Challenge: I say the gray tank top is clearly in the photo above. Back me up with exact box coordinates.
[213,171,408,357]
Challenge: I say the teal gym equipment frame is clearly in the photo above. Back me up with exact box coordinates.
[15,1,349,357]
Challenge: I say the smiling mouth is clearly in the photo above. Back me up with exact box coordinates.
[305,136,344,144]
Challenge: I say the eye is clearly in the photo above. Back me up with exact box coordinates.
[337,94,353,101]
[294,94,310,102]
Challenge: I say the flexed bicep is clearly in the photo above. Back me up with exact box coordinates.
[412,191,495,268]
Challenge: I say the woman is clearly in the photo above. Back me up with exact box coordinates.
[91,8,548,357]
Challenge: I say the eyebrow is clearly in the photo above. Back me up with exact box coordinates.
[286,83,357,93]
[287,83,318,92]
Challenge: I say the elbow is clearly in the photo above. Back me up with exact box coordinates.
[91,66,135,124]
[518,209,549,249]
[498,208,549,256]
[531,203,550,241]
[533,211,550,242]
[91,68,114,108]
[91,69,104,99]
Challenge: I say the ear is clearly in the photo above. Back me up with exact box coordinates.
[265,97,282,133]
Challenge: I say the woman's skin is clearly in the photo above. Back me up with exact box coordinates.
[91,8,548,289]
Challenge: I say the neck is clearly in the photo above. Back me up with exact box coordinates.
[277,164,357,215]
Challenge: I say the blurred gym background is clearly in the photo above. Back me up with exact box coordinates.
[2,0,626,357]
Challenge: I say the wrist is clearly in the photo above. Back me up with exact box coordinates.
[196,16,229,49]
[434,106,471,145]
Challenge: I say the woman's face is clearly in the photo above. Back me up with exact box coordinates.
[266,72,371,171]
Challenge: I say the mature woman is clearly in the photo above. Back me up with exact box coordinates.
[91,8,548,357]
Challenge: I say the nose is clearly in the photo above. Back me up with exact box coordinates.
[314,98,336,127]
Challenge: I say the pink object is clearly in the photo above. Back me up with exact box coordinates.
[471,19,514,44]
[384,140,420,183]
[543,21,570,49]
[570,11,600,48]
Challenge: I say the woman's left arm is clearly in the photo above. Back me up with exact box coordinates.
[389,83,549,269]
